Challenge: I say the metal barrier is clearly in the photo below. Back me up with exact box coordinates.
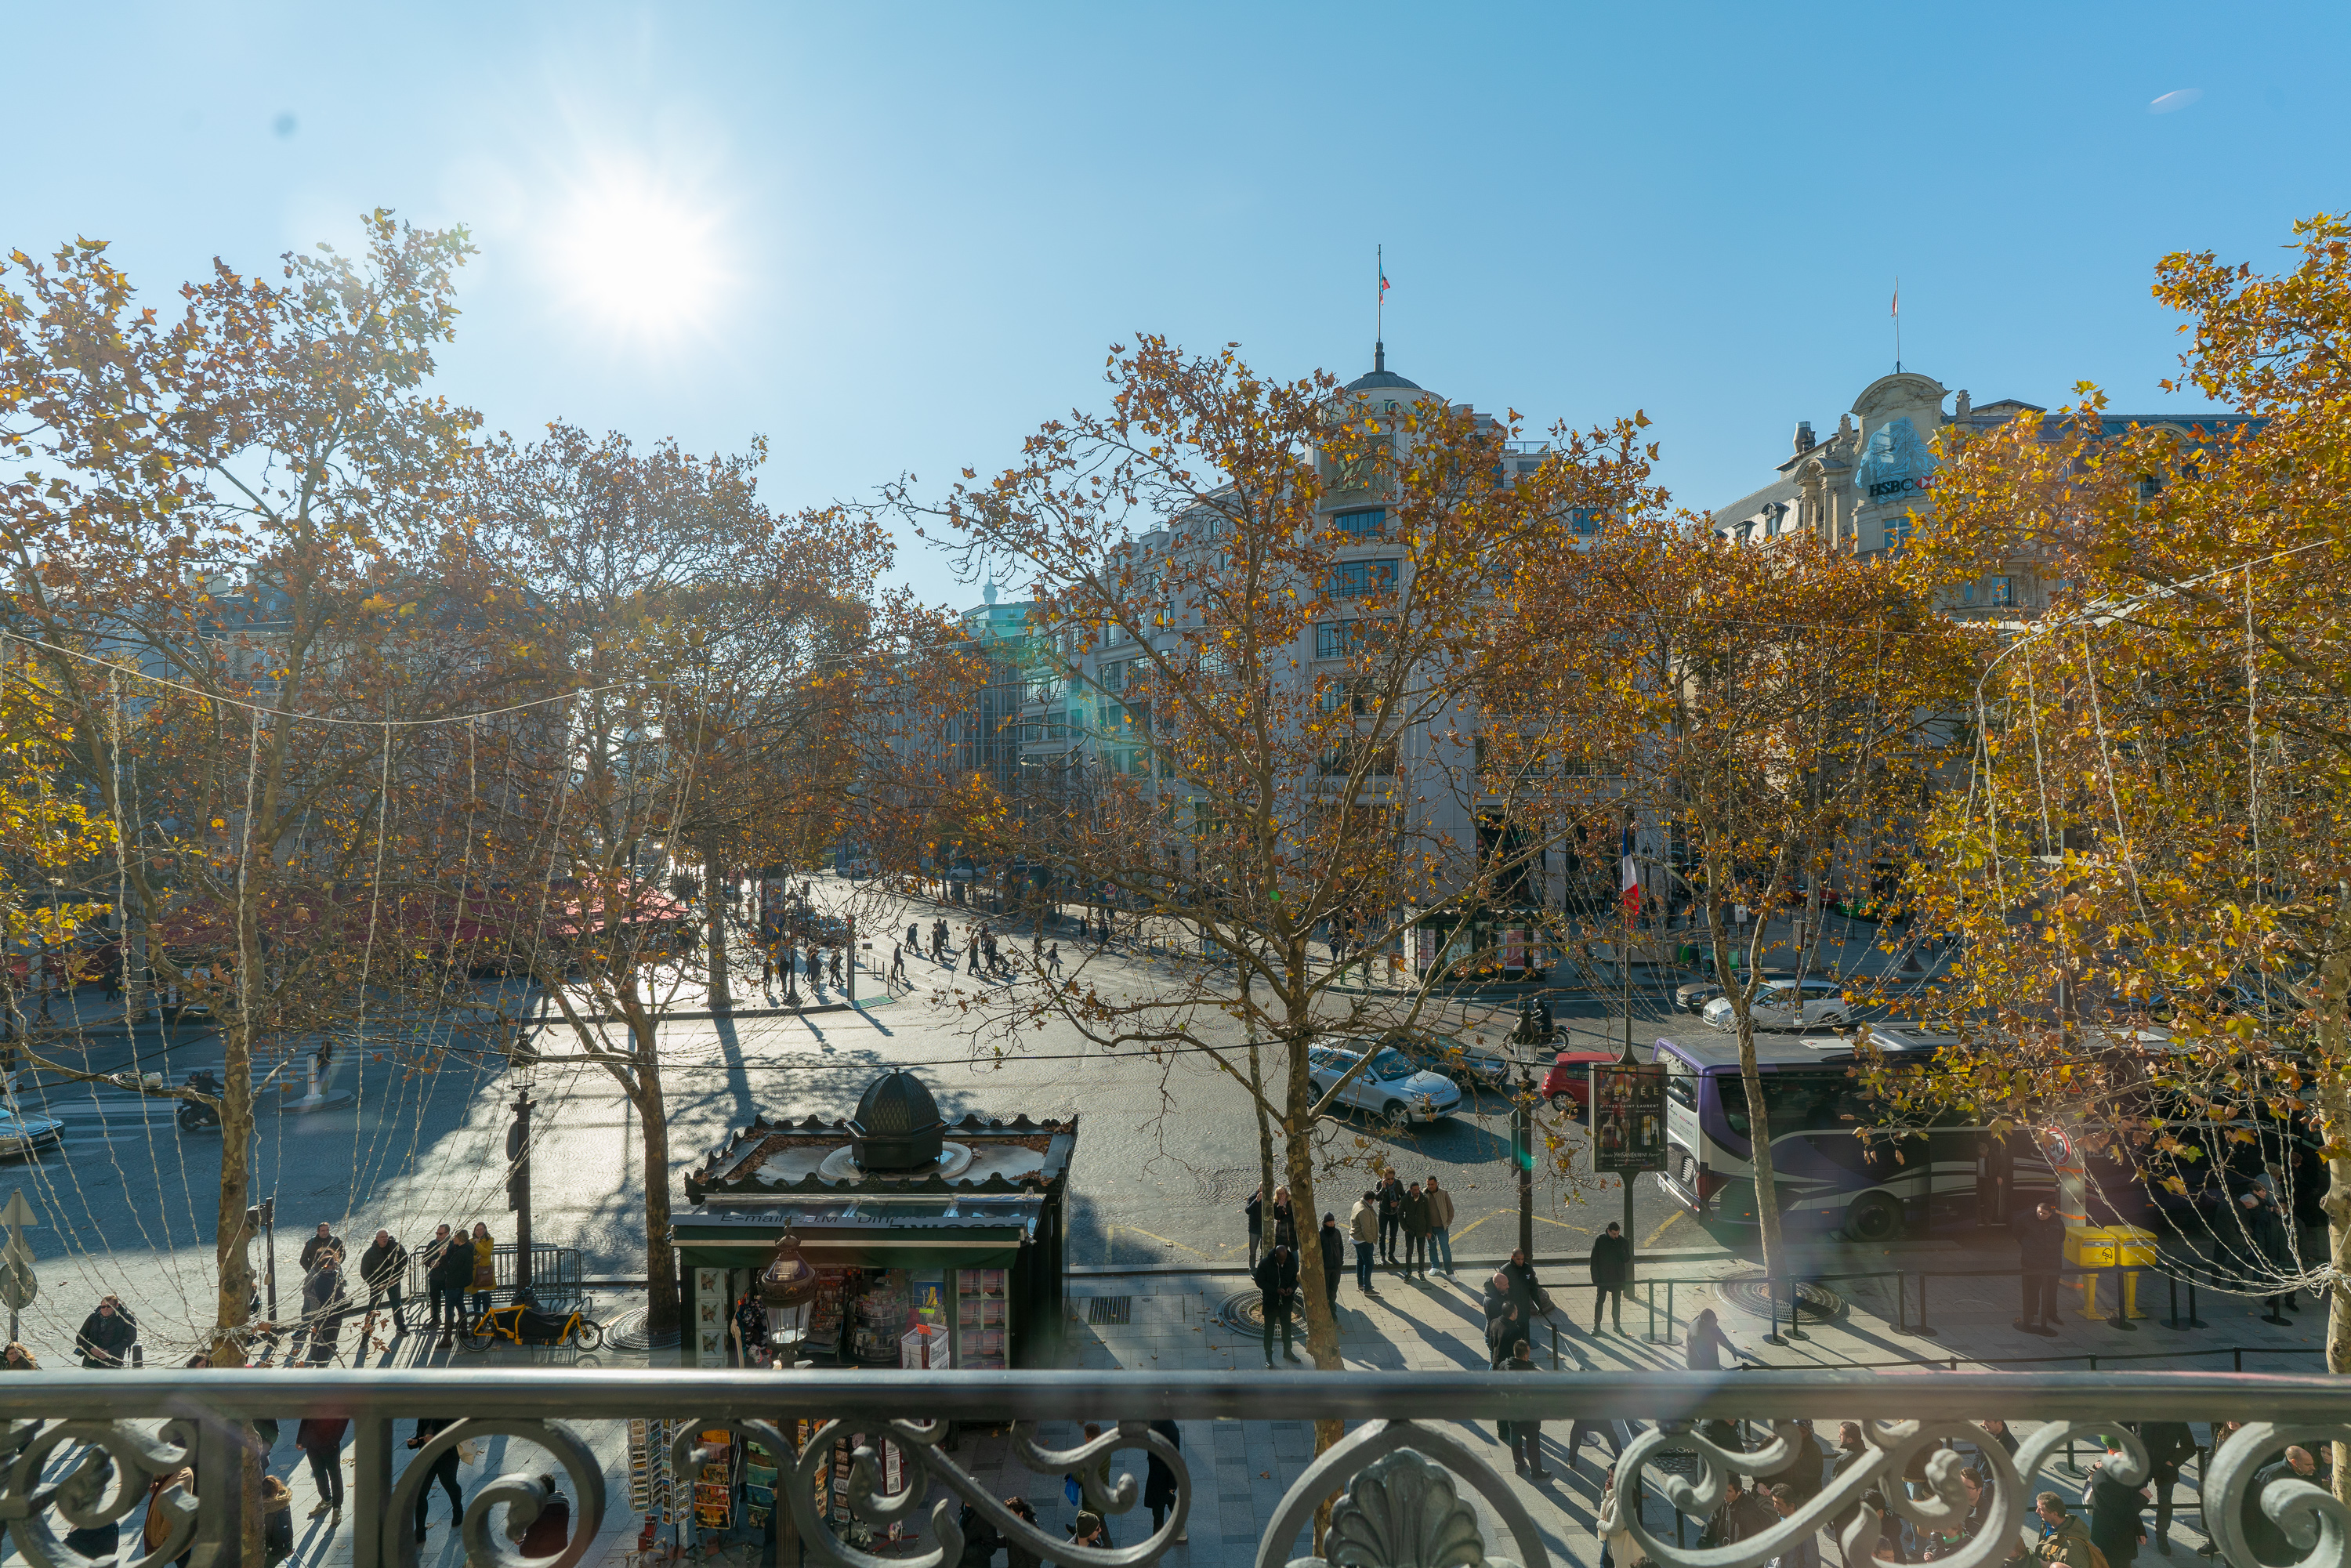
[0,1367,2336,1568]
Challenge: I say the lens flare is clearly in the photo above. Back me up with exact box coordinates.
[549,168,726,342]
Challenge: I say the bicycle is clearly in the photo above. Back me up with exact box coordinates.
[456,1298,602,1352]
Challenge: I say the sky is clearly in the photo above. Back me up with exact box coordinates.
[9,2,2348,609]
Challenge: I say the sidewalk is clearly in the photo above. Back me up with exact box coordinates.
[313,1241,2318,1568]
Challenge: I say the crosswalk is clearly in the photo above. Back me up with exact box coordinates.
[13,1095,182,1150]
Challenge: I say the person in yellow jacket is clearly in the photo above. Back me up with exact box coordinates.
[469,1222,496,1316]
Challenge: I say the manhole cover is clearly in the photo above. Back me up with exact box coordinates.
[1716,1279,1845,1324]
[1219,1290,1268,1333]
[1086,1296,1132,1325]
[602,1305,681,1353]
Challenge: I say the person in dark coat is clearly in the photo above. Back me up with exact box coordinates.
[2087,1448,2148,1567]
[1501,1249,1549,1320]
[300,1255,348,1365]
[1244,1189,1265,1269]
[1502,1338,1547,1478]
[1318,1213,1346,1309]
[957,1501,1002,1568]
[1684,1308,1750,1371]
[1375,1174,1404,1265]
[1481,1271,1527,1368]
[2012,1200,2067,1331]
[1268,1186,1299,1252]
[408,1418,464,1542]
[1400,1182,1432,1280]
[1144,1418,1183,1534]
[1253,1243,1300,1367]
[357,1229,409,1335]
[2244,1447,2317,1566]
[2237,1190,2297,1322]
[2132,1421,2197,1554]
[520,1474,571,1555]
[426,1222,473,1346]
[1702,1476,1774,1549]
[75,1295,136,1368]
[297,1415,347,1519]
[1589,1222,1632,1332]
[299,1222,343,1276]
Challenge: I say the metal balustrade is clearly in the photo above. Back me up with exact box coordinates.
[0,1368,2339,1567]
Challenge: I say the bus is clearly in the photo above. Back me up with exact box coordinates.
[1652,1030,2073,1243]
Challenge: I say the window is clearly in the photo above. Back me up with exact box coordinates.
[1991,576,2012,606]
[1565,507,1603,538]
[1316,621,1356,660]
[1320,676,1374,715]
[1884,513,1912,552]
[1332,508,1386,541]
[1325,559,1399,600]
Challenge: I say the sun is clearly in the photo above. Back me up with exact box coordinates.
[549,168,726,341]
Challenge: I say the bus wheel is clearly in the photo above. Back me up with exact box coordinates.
[1844,1192,1903,1244]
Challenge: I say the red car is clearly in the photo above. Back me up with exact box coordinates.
[1539,1049,1621,1111]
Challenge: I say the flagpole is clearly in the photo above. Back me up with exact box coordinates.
[1893,276,1901,373]
[1377,244,1384,346]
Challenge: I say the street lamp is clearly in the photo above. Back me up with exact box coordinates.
[759,1232,819,1366]
[1509,1003,1541,1262]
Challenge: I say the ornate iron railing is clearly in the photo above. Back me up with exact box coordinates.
[0,1368,2338,1568]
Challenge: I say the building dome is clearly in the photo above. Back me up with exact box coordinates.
[849,1068,945,1172]
[1342,342,1422,395]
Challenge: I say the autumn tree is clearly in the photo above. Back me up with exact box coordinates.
[468,421,907,1336]
[1882,213,2351,1432]
[894,339,1654,1405]
[0,215,499,1372]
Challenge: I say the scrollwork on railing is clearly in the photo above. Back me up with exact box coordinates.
[2204,1423,2351,1568]
[786,1418,1189,1568]
[382,1416,606,1568]
[0,1417,199,1568]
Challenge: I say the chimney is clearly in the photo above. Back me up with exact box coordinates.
[1793,421,1815,455]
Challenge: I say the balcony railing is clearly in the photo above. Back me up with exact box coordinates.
[0,1367,2336,1567]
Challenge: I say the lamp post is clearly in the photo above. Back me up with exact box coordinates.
[1509,1003,1537,1263]
[759,1232,818,1365]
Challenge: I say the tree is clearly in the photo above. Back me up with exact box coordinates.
[1505,512,1965,1295]
[893,338,1652,1415]
[1882,214,2351,1457]
[0,214,493,1366]
[469,421,904,1338]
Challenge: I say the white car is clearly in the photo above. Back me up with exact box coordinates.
[0,1107,64,1157]
[1306,1043,1464,1125]
[1701,977,1849,1033]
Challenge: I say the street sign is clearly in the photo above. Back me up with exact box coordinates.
[0,1259,35,1311]
[1588,1061,1668,1175]
[0,1191,36,1231]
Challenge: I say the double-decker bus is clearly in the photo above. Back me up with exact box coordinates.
[1652,1030,2079,1243]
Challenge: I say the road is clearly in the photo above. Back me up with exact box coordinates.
[0,878,1760,1363]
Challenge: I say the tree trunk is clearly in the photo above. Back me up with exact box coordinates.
[704,836,730,1010]
[2313,946,2351,1501]
[635,1015,682,1337]
[213,1003,257,1363]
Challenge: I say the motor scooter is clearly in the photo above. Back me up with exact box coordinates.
[176,1068,223,1133]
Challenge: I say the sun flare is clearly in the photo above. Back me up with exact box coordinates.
[549,169,726,340]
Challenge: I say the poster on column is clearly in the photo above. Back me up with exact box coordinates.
[1588,1060,1666,1174]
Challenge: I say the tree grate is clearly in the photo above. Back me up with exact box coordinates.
[1085,1296,1132,1325]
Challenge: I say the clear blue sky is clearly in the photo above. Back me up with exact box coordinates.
[10,2,2346,607]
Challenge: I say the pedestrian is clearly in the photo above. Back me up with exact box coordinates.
[2088,1444,2149,1568]
[300,1251,347,1365]
[1349,1190,1379,1295]
[958,1499,1002,1568]
[1597,1467,1635,1568]
[297,1413,347,1522]
[1564,1412,1621,1474]
[408,1418,465,1543]
[469,1221,497,1317]
[1244,1187,1265,1269]
[60,1453,121,1556]
[2012,1199,2067,1334]
[967,936,982,975]
[1376,1172,1404,1265]
[1480,1269,1527,1368]
[1145,1419,1183,1536]
[2132,1421,2195,1555]
[426,1222,473,1345]
[299,1222,343,1276]
[829,947,842,987]
[1046,943,1062,977]
[262,1473,294,1565]
[75,1295,136,1368]
[907,922,920,956]
[2237,1190,2296,1323]
[2034,1493,2096,1568]
[2291,1143,2329,1310]
[1424,1174,1455,1275]
[1684,1307,1751,1371]
[729,1289,769,1368]
[1254,1241,1301,1366]
[1401,1180,1432,1280]
[1502,1337,1548,1478]
[3,1341,38,1370]
[1501,1248,1551,1321]
[1589,1220,1632,1332]
[1319,1211,1346,1310]
[1701,1475,1773,1549]
[1003,1498,1041,1568]
[520,1474,571,1555]
[358,1228,410,1337]
[1269,1185,1299,1251]
[1768,1483,1822,1568]
[2244,1445,2317,1565]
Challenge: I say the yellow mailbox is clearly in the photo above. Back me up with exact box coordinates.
[2067,1225,2157,1319]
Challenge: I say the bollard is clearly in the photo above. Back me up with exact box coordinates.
[1915,1273,1938,1338]
[1646,1281,1658,1344]
[1896,1272,1911,1335]
[1665,1279,1678,1345]
[1550,1316,1562,1371]
[1765,1277,1785,1347]
[2234,1347,2244,1372]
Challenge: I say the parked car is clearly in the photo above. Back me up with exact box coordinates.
[1674,968,1791,1014]
[1354,1027,1512,1090]
[1540,1049,1621,1111]
[1701,976,1849,1032]
[0,1106,64,1158]
[1305,1043,1464,1126]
